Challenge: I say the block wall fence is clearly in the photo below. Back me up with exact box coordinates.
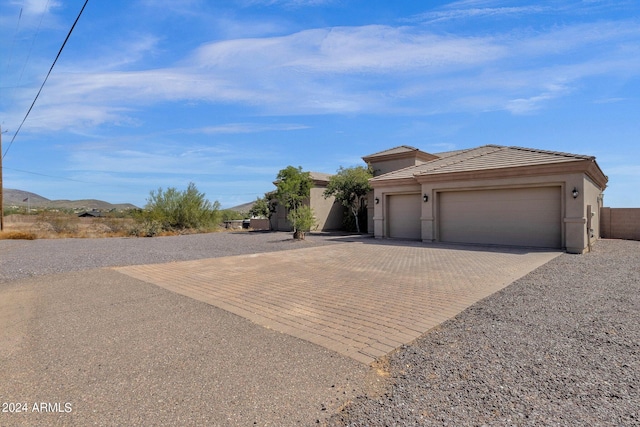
[600,208,640,241]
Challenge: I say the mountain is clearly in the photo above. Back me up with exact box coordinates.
[228,201,256,213]
[3,189,50,206]
[3,189,139,211]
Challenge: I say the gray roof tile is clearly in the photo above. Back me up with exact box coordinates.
[371,145,594,181]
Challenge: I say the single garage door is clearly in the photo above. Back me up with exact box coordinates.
[388,194,421,239]
[439,187,562,248]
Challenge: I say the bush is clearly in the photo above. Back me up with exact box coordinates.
[220,209,245,221]
[0,231,37,240]
[140,183,221,233]
[36,211,79,234]
[287,205,316,240]
[129,219,163,237]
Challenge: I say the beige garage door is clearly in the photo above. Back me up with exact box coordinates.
[439,187,562,248]
[388,194,421,239]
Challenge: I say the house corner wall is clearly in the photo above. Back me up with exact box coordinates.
[565,175,604,254]
[310,187,344,231]
[366,191,374,234]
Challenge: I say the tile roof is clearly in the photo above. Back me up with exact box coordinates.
[362,145,422,159]
[371,145,595,181]
[309,171,333,182]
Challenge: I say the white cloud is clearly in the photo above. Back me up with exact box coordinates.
[197,123,309,134]
[412,6,549,24]
[18,0,61,15]
[241,0,334,6]
[192,26,505,73]
[5,17,640,132]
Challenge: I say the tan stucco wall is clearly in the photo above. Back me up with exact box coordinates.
[366,191,374,234]
[372,171,605,253]
[272,188,344,232]
[370,159,422,177]
[309,187,344,231]
[601,208,640,240]
[583,175,605,249]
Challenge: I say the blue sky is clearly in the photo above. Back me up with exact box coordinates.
[1,0,639,208]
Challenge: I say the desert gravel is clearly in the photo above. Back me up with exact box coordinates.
[328,239,639,426]
[0,232,369,426]
[0,231,345,282]
[1,233,637,426]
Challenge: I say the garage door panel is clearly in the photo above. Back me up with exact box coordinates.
[388,194,421,240]
[439,187,561,248]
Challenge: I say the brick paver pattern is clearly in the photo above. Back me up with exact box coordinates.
[115,241,560,364]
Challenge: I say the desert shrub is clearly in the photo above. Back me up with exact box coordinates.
[140,183,221,233]
[0,231,37,240]
[98,217,135,235]
[129,219,163,237]
[36,211,79,235]
[220,209,245,221]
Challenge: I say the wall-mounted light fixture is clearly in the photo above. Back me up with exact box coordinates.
[572,187,579,199]
[423,194,429,202]
[375,197,380,204]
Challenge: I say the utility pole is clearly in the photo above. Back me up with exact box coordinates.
[0,125,3,231]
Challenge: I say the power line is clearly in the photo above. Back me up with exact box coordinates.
[2,0,90,160]
[3,2,25,78]
[4,166,102,185]
[4,167,267,196]
[15,0,53,91]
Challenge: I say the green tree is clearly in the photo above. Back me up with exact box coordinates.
[220,209,245,221]
[248,195,271,218]
[144,182,221,232]
[287,204,316,240]
[323,165,373,233]
[274,166,313,239]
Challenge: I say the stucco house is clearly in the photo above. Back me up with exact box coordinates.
[271,171,345,232]
[365,144,608,254]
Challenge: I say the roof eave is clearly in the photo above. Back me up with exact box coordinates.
[413,159,607,187]
[363,150,438,164]
[370,177,420,188]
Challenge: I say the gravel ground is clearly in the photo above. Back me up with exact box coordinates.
[0,231,351,282]
[327,239,640,426]
[1,233,637,425]
[0,231,370,426]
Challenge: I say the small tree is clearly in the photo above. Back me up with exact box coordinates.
[248,195,271,218]
[287,205,316,240]
[323,165,373,233]
[275,166,312,212]
[274,166,313,239]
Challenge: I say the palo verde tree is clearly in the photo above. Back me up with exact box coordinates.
[323,165,373,233]
[274,166,315,239]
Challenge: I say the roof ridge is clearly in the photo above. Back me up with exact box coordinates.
[415,145,505,175]
[507,145,594,160]
[363,145,420,158]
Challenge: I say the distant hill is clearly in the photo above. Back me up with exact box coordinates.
[3,189,139,211]
[228,201,255,213]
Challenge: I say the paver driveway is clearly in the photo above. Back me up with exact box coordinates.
[116,240,560,364]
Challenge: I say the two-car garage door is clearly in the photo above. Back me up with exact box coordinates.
[439,187,562,249]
